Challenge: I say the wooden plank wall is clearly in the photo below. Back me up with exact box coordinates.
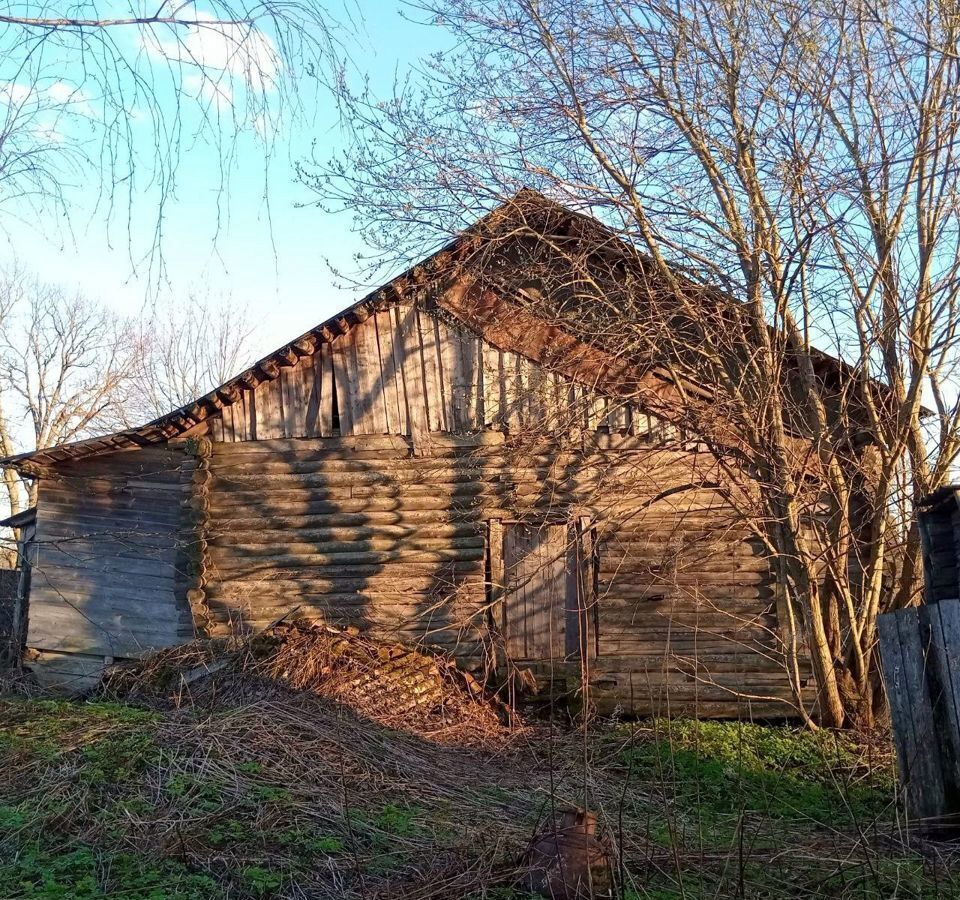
[204,436,803,716]
[206,304,657,442]
[27,447,193,664]
[919,496,960,602]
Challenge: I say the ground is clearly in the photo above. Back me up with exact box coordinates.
[0,689,956,899]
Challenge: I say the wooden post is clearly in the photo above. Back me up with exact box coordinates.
[878,602,960,831]
[577,516,596,661]
[488,518,505,664]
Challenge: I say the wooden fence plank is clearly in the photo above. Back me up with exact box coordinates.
[921,599,960,800]
[878,607,949,825]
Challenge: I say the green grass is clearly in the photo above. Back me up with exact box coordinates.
[0,696,955,899]
[618,718,894,845]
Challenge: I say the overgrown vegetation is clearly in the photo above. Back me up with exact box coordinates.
[0,696,956,898]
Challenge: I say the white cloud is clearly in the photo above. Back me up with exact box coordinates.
[141,14,280,96]
[0,81,97,120]
[0,83,33,107]
[183,72,234,109]
[46,81,95,116]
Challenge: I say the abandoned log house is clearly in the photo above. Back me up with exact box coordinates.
[2,192,840,715]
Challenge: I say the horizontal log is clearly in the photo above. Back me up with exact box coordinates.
[210,594,484,617]
[207,494,493,516]
[600,535,764,550]
[206,509,511,530]
[596,641,775,658]
[209,559,484,581]
[208,468,606,492]
[210,452,578,476]
[599,570,771,585]
[205,573,484,598]
[208,482,520,505]
[598,587,772,603]
[212,535,485,559]
[598,607,774,626]
[209,547,486,571]
[588,653,795,674]
[211,432,507,456]
[225,615,484,642]
[207,523,483,545]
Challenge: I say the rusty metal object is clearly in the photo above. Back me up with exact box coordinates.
[520,807,613,899]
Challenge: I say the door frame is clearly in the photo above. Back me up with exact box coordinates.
[487,517,596,667]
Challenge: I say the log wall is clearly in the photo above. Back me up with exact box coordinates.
[204,434,804,716]
[22,304,811,714]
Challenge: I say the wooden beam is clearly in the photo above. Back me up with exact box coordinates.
[292,336,317,356]
[259,359,281,380]
[276,346,299,367]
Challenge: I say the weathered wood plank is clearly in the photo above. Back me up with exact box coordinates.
[280,367,297,439]
[878,608,949,825]
[482,343,502,427]
[354,316,389,434]
[374,309,404,434]
[298,349,321,437]
[395,303,428,438]
[329,331,354,435]
[418,307,446,432]
[318,342,334,437]
[920,600,960,802]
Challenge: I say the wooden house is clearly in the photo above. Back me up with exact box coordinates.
[2,192,824,715]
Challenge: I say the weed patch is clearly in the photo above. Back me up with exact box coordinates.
[0,697,956,898]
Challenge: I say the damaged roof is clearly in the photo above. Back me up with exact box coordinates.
[1,189,892,474]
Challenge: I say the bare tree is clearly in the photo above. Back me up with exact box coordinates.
[133,295,255,418]
[302,0,960,727]
[0,0,339,276]
[0,270,141,518]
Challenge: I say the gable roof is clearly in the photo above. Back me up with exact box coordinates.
[0,191,649,473]
[0,189,888,474]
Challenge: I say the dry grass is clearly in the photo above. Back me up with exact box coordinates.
[101,621,508,747]
[1,629,959,898]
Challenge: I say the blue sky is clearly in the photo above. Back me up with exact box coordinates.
[0,3,447,358]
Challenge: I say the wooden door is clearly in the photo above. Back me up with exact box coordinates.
[502,522,579,661]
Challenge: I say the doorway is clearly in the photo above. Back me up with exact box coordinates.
[501,521,587,662]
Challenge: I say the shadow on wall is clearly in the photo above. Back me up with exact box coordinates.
[202,439,503,668]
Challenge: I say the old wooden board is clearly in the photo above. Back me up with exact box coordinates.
[878,607,949,826]
[502,522,568,661]
[920,599,960,807]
